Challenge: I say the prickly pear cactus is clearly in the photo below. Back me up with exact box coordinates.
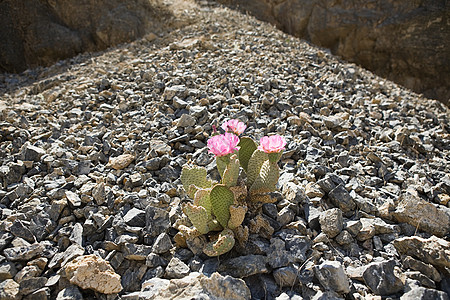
[183,203,211,235]
[203,229,235,257]
[210,184,234,228]
[249,160,280,195]
[246,150,269,188]
[228,205,247,229]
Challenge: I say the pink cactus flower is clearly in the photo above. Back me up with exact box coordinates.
[258,135,286,153]
[208,132,240,156]
[221,119,247,135]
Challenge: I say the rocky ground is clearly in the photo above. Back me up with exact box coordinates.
[0,1,449,299]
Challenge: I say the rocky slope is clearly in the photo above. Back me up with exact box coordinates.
[0,1,449,299]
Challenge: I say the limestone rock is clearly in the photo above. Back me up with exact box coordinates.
[393,191,450,237]
[393,236,450,269]
[63,254,122,294]
[107,154,135,170]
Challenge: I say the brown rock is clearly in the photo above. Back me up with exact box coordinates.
[393,191,450,237]
[63,255,122,294]
[107,154,135,170]
[393,236,450,269]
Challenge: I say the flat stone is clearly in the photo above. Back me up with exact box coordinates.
[393,190,450,237]
[122,243,153,261]
[393,236,450,269]
[3,242,45,261]
[0,279,20,300]
[65,191,81,207]
[403,256,441,282]
[19,277,47,295]
[218,255,269,278]
[107,154,135,170]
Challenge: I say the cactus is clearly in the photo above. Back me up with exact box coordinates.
[221,154,240,187]
[203,229,235,257]
[238,137,257,172]
[210,184,234,228]
[178,120,286,256]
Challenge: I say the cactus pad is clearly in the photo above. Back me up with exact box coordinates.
[230,185,247,204]
[228,205,247,229]
[210,184,234,228]
[250,194,277,203]
[181,166,212,198]
[183,203,210,234]
[246,150,269,188]
[249,161,279,194]
[222,154,240,187]
[194,189,212,216]
[203,229,235,256]
[238,137,257,172]
[216,155,229,179]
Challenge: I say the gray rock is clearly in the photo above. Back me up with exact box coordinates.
[19,276,47,295]
[56,286,83,300]
[65,191,81,207]
[146,253,168,268]
[319,208,343,238]
[152,233,173,254]
[20,143,46,162]
[164,257,190,279]
[401,287,449,300]
[177,114,196,127]
[48,244,84,269]
[9,220,36,243]
[24,287,50,300]
[0,262,17,281]
[92,182,106,205]
[3,242,45,261]
[69,223,83,246]
[267,238,294,268]
[314,260,350,294]
[273,266,298,288]
[328,184,355,212]
[362,260,404,296]
[122,243,153,261]
[0,232,14,251]
[218,255,269,278]
[403,256,441,283]
[146,206,170,237]
[123,208,146,227]
[121,263,148,292]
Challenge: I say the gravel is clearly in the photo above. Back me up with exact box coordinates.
[0,0,449,299]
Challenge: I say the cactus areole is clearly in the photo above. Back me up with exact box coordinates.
[178,119,286,256]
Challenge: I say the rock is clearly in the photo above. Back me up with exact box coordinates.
[0,0,163,73]
[319,208,343,238]
[48,244,84,269]
[220,0,450,104]
[0,279,20,300]
[314,260,350,294]
[393,236,450,269]
[56,286,83,300]
[393,191,450,237]
[164,257,190,279]
[362,260,404,296]
[0,262,17,281]
[141,272,251,300]
[152,233,173,254]
[218,255,269,278]
[107,154,135,170]
[63,254,122,294]
[122,243,153,261]
[177,114,196,127]
[146,206,170,237]
[20,143,46,162]
[3,242,45,261]
[19,277,47,296]
[123,208,146,227]
[328,184,355,212]
[400,287,449,300]
[65,191,81,207]
[402,256,441,283]
[273,266,298,288]
[24,287,50,300]
[14,265,41,283]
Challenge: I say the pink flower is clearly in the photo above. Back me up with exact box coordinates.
[258,135,286,153]
[221,119,246,135]
[208,133,240,156]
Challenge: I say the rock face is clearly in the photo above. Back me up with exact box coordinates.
[217,0,450,105]
[63,255,123,294]
[0,0,169,73]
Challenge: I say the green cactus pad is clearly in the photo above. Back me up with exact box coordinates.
[247,150,269,188]
[238,137,257,172]
[183,203,210,234]
[222,154,240,187]
[268,151,283,163]
[210,184,234,228]
[194,189,212,216]
[181,166,212,198]
[228,205,247,229]
[216,155,230,179]
[249,161,279,194]
[203,229,235,256]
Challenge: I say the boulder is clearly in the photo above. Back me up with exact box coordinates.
[217,0,450,105]
[0,0,168,73]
